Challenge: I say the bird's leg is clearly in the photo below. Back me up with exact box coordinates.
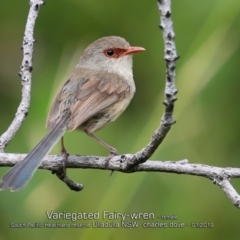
[85,130,118,168]
[61,136,69,174]
[85,131,118,155]
[52,137,83,192]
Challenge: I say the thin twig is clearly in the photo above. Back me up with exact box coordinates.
[122,0,179,169]
[0,0,44,152]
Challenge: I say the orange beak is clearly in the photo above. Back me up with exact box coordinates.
[122,46,145,55]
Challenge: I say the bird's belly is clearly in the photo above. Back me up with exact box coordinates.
[82,96,132,133]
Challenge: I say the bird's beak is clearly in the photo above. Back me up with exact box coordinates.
[122,46,145,55]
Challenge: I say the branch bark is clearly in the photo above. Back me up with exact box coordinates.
[121,0,179,170]
[0,0,44,152]
[0,0,240,209]
[1,152,240,207]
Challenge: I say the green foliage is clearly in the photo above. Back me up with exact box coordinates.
[0,0,240,239]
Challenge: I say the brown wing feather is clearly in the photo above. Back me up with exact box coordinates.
[46,96,61,129]
[46,85,65,130]
[68,90,119,130]
[46,68,130,131]
[69,73,130,130]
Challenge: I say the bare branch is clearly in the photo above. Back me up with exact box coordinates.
[120,0,179,170]
[0,0,44,152]
[217,180,240,208]
[1,153,240,207]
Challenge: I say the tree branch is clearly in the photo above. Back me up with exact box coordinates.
[0,0,44,152]
[120,0,179,171]
[1,152,240,207]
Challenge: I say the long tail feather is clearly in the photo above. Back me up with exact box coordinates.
[0,116,69,191]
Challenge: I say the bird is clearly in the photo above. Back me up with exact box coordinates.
[0,36,145,191]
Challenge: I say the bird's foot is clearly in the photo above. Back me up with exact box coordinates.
[105,149,118,176]
[61,147,69,175]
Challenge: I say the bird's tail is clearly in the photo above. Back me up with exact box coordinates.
[0,114,70,191]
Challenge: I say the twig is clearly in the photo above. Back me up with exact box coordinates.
[0,0,44,152]
[53,167,84,192]
[122,0,179,170]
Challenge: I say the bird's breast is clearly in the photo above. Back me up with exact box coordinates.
[82,83,135,133]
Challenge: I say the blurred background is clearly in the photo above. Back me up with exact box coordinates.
[0,0,240,239]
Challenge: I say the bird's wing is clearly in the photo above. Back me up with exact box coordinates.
[46,78,76,129]
[46,68,130,131]
[69,71,130,130]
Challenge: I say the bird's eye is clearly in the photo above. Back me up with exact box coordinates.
[106,49,115,56]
